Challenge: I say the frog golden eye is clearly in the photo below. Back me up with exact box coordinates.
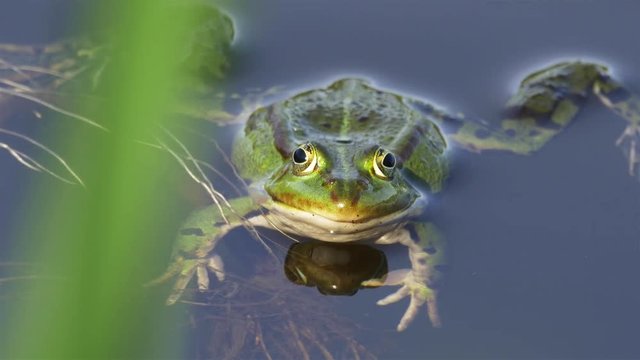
[373,148,396,179]
[292,143,317,175]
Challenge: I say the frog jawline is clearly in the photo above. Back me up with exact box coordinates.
[262,200,424,243]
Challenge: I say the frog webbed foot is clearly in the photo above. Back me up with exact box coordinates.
[146,198,262,304]
[376,269,441,331]
[615,123,640,177]
[146,253,225,305]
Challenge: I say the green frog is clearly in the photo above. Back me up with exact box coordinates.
[151,61,640,331]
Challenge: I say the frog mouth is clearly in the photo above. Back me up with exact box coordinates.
[266,198,423,226]
[261,199,424,243]
[263,185,422,224]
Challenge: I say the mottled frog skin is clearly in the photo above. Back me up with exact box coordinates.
[153,61,640,331]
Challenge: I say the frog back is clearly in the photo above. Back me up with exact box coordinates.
[232,79,449,192]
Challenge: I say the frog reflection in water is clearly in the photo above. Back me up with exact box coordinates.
[284,241,389,296]
[152,62,640,331]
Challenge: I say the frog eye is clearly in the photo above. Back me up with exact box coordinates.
[373,148,396,179]
[293,148,307,164]
[292,143,317,175]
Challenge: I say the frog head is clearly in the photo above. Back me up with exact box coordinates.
[264,140,420,223]
[234,78,448,224]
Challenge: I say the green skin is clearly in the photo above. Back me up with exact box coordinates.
[152,61,640,331]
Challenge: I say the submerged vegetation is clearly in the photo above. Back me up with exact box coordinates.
[0,2,236,185]
[0,40,105,185]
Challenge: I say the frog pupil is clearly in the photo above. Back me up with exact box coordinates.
[293,148,308,164]
[382,153,396,168]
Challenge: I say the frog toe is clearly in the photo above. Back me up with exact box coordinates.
[206,254,225,282]
[165,259,199,305]
[398,284,440,331]
[396,291,421,331]
[195,262,210,290]
[615,124,640,177]
[195,254,226,290]
[376,270,441,330]
[425,295,442,328]
[377,285,410,306]
[146,255,226,305]
[144,256,184,288]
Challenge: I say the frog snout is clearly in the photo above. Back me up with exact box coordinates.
[326,177,368,207]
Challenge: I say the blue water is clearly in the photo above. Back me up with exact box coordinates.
[2,1,640,358]
[228,2,640,357]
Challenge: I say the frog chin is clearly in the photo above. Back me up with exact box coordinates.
[262,199,425,243]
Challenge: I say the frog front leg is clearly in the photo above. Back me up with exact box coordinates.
[373,222,446,331]
[148,196,267,305]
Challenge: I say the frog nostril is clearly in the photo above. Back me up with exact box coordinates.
[323,177,337,187]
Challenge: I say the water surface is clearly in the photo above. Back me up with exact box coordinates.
[2,1,640,358]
